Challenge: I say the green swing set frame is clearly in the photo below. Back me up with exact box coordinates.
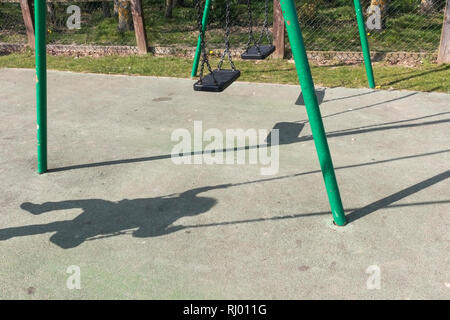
[34,0,376,226]
[191,0,375,89]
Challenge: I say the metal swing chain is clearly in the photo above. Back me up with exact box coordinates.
[245,0,258,51]
[218,0,236,71]
[256,0,272,46]
[195,0,216,83]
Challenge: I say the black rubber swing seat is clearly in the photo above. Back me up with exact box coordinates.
[193,69,241,93]
[241,44,276,60]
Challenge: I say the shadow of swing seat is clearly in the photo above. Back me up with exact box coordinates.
[193,69,241,93]
[265,122,305,145]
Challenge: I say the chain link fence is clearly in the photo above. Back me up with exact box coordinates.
[0,0,446,62]
[0,1,27,45]
[0,0,139,48]
[298,0,444,52]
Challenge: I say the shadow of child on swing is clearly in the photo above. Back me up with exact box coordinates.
[1,184,230,249]
[1,121,307,249]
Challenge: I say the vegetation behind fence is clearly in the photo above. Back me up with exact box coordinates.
[0,0,447,60]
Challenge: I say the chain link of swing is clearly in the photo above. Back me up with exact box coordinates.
[245,0,271,53]
[217,0,236,71]
[196,0,274,82]
[196,0,240,83]
[195,0,216,83]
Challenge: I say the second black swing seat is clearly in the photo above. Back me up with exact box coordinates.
[241,44,276,60]
[241,0,275,60]
[193,69,241,93]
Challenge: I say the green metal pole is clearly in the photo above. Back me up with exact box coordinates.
[354,0,375,89]
[191,0,212,78]
[279,0,346,226]
[35,0,47,174]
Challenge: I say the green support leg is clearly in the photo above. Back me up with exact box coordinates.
[354,0,376,89]
[191,0,212,78]
[279,0,346,226]
[35,0,47,174]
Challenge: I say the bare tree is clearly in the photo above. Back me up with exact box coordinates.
[118,0,133,31]
[165,0,175,18]
[420,0,437,13]
[114,0,119,16]
[102,1,111,18]
[47,2,56,27]
[369,0,391,30]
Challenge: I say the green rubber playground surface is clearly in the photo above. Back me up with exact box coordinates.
[0,68,449,299]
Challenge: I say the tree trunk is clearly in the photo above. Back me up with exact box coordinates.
[437,0,450,63]
[420,0,437,13]
[165,0,174,18]
[102,1,111,18]
[272,0,285,59]
[47,2,56,27]
[369,0,390,30]
[114,0,119,16]
[118,0,133,32]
